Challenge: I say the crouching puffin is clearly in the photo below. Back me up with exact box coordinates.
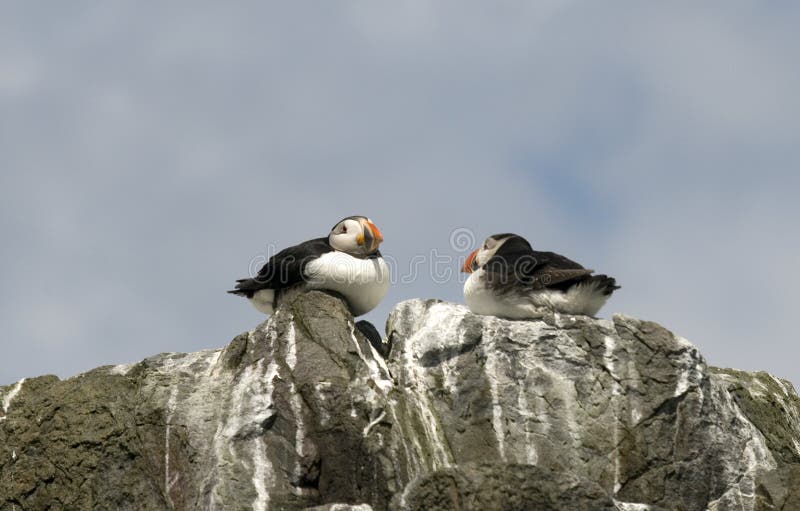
[228,216,389,316]
[461,233,619,319]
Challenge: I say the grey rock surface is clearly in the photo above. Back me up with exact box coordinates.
[399,463,617,511]
[1,292,799,510]
[385,300,800,510]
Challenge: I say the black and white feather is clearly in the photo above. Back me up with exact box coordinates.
[229,216,389,316]
[462,233,619,318]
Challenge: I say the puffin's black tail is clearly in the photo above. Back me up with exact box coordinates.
[586,274,620,296]
[227,279,256,298]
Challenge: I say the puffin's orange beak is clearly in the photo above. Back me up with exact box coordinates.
[462,249,478,273]
[367,221,383,244]
[358,219,384,252]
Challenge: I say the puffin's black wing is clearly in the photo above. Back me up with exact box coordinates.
[524,250,593,289]
[531,250,585,270]
[485,244,593,291]
[228,237,333,297]
[527,250,620,293]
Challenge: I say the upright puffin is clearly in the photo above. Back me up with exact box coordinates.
[461,233,619,319]
[229,216,389,316]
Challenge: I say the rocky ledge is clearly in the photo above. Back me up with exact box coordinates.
[1,291,799,510]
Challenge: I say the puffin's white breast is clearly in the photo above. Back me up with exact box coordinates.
[249,289,276,315]
[463,268,610,318]
[463,269,542,319]
[304,252,390,316]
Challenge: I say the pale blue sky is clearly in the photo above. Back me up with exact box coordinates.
[2,2,799,385]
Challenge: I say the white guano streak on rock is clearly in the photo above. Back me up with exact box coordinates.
[286,321,297,370]
[165,385,179,504]
[529,357,579,445]
[484,340,506,462]
[387,402,422,478]
[108,363,134,375]
[210,325,278,509]
[705,379,778,511]
[730,389,777,506]
[672,338,705,400]
[366,337,393,382]
[313,382,332,427]
[409,386,451,469]
[409,303,469,357]
[749,379,769,398]
[400,304,462,470]
[253,353,279,507]
[515,375,537,465]
[156,350,215,375]
[285,323,307,487]
[142,348,223,507]
[363,410,387,437]
[614,503,652,511]
[348,323,393,394]
[1,378,25,421]
[768,374,790,396]
[602,336,620,398]
[603,336,622,494]
[386,360,434,473]
[508,323,580,463]
[252,438,270,511]
[674,368,690,397]
[439,361,459,396]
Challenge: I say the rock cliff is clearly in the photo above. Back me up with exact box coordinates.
[1,291,799,510]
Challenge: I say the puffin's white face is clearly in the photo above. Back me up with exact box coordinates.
[476,236,506,266]
[461,235,510,273]
[328,216,384,256]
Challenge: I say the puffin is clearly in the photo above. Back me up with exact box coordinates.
[461,233,619,319]
[228,216,390,316]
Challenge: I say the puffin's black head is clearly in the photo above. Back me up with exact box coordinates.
[329,215,384,256]
[461,233,532,273]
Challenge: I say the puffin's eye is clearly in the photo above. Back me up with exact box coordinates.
[341,225,347,233]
